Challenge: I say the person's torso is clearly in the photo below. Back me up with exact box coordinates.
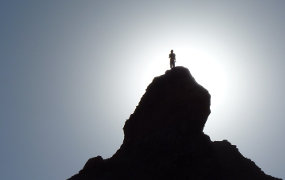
[169,53,175,59]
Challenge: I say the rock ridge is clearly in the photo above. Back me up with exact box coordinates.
[69,66,280,180]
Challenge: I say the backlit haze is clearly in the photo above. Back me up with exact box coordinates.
[1,1,285,179]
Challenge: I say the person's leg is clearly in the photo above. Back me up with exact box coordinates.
[171,60,174,68]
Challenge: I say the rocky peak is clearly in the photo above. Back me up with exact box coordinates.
[69,66,281,180]
[122,66,210,148]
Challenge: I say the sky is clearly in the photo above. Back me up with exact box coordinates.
[1,0,285,179]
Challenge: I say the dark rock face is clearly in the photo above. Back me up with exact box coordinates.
[69,66,280,180]
[122,67,210,149]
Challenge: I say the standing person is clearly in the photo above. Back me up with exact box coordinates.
[169,50,176,69]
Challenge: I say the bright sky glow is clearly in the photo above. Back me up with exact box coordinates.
[1,1,285,180]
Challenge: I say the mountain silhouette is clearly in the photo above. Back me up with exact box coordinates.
[69,66,281,180]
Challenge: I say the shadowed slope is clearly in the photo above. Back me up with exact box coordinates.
[69,66,280,180]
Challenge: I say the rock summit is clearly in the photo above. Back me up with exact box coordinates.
[69,66,280,180]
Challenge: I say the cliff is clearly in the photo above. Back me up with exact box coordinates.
[69,66,280,180]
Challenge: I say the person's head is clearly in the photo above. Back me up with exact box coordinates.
[171,50,173,53]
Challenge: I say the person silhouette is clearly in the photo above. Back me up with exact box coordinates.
[169,50,176,69]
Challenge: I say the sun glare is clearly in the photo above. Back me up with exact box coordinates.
[145,43,230,111]
[135,39,231,138]
[179,47,229,108]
